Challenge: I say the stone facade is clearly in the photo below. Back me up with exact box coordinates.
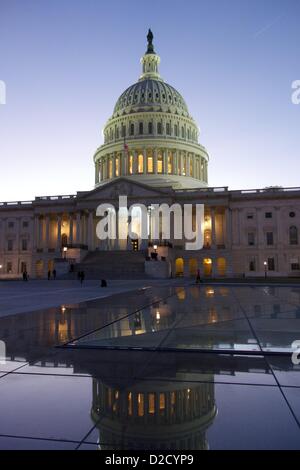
[0,33,299,279]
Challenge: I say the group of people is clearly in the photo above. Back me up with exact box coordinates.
[47,269,57,280]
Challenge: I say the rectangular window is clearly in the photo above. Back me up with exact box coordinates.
[138,153,143,173]
[148,122,153,134]
[167,152,172,174]
[8,221,14,229]
[265,212,272,219]
[130,123,134,136]
[247,213,254,219]
[22,221,29,228]
[182,155,186,176]
[108,159,113,178]
[268,257,275,271]
[157,122,162,135]
[20,262,27,273]
[7,239,13,251]
[22,239,28,251]
[174,124,178,136]
[148,393,155,414]
[147,156,153,173]
[248,232,255,246]
[157,153,163,173]
[129,155,133,174]
[115,157,119,176]
[166,123,171,135]
[6,262,12,274]
[266,232,274,245]
[139,122,143,135]
[291,263,300,270]
[137,393,144,417]
[249,260,256,271]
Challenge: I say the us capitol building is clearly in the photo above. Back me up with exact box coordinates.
[0,31,299,280]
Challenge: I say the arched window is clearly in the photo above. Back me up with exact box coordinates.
[174,124,178,136]
[130,123,134,136]
[157,122,162,135]
[166,123,171,135]
[289,226,298,245]
[148,122,153,134]
[139,122,144,135]
[181,126,185,138]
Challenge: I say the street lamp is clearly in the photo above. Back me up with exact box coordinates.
[264,261,267,279]
[63,246,68,259]
[153,244,158,253]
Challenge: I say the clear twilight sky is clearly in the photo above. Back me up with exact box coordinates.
[0,0,299,202]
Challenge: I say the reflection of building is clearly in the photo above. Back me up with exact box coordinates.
[91,379,216,450]
[0,31,300,279]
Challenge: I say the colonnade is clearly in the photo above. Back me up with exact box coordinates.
[95,148,208,184]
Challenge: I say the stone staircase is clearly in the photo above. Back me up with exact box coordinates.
[73,250,148,279]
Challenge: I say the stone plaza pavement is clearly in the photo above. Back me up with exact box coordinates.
[0,279,181,317]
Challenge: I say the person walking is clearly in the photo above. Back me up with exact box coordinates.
[196,269,201,284]
[52,269,56,280]
[80,270,85,285]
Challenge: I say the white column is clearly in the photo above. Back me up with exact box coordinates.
[225,208,232,249]
[133,150,138,174]
[69,214,74,245]
[143,148,147,175]
[44,215,50,250]
[173,151,177,175]
[56,215,62,251]
[211,207,217,249]
[76,212,81,244]
[186,153,190,177]
[163,149,168,174]
[154,149,158,174]
[88,210,94,250]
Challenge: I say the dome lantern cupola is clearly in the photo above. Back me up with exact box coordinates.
[139,29,163,82]
[93,30,210,190]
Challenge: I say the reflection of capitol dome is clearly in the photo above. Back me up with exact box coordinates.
[93,29,209,190]
[91,379,217,450]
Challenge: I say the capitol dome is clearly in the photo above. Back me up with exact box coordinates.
[93,30,209,189]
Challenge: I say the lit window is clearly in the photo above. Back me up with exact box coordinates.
[148,393,155,414]
[182,155,186,176]
[138,153,143,173]
[129,154,133,174]
[108,159,113,178]
[157,152,163,173]
[159,393,165,414]
[137,393,144,417]
[147,154,153,173]
[115,157,119,176]
[128,392,132,416]
[190,158,193,176]
[167,152,172,174]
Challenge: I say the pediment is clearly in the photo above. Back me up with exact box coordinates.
[77,177,172,202]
